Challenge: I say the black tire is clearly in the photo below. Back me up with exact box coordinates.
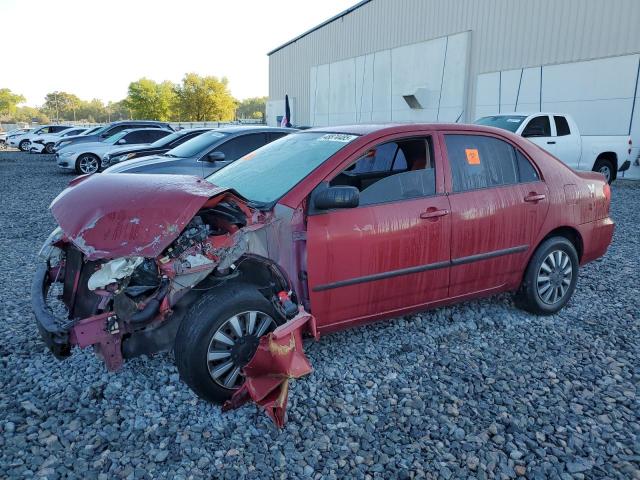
[74,153,101,174]
[174,283,280,404]
[514,236,579,315]
[19,140,30,152]
[593,158,615,184]
[44,143,55,154]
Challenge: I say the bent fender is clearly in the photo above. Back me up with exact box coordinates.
[222,310,315,427]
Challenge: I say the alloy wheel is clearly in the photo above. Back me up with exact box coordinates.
[45,143,55,154]
[206,310,276,389]
[536,250,573,305]
[79,155,99,174]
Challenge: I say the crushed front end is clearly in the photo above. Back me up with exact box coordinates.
[33,201,261,370]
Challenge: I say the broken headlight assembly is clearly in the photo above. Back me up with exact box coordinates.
[38,226,63,260]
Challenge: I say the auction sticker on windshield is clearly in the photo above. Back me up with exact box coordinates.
[318,134,358,142]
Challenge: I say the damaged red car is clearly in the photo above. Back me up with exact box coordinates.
[33,124,614,405]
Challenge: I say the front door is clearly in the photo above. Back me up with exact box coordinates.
[521,115,557,156]
[306,135,451,331]
[442,132,550,297]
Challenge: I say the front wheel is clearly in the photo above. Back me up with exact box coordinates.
[174,283,279,403]
[45,143,55,154]
[514,236,579,315]
[75,154,100,174]
[19,140,30,151]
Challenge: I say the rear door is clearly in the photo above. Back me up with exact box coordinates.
[442,132,549,297]
[306,134,451,330]
[521,115,556,155]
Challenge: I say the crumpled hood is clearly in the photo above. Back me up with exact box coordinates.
[51,173,229,260]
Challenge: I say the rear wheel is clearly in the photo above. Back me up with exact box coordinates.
[514,236,579,315]
[75,154,100,174]
[593,158,615,184]
[174,283,279,403]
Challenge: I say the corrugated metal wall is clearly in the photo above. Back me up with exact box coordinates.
[268,0,640,124]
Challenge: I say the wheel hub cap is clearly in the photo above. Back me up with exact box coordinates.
[206,310,276,389]
[230,335,260,366]
[536,250,573,305]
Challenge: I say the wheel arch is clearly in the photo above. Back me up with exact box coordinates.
[594,152,618,180]
[537,226,584,263]
[233,254,296,300]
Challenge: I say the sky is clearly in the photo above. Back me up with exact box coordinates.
[0,0,356,107]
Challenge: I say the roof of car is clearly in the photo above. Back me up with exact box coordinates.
[478,112,567,118]
[212,125,296,134]
[119,127,173,134]
[110,120,170,125]
[304,123,491,136]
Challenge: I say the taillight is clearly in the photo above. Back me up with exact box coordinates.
[603,182,611,203]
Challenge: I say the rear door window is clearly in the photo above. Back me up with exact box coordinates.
[553,116,571,136]
[145,130,171,142]
[215,133,268,161]
[444,134,519,191]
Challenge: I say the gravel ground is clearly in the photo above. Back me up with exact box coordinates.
[1,151,639,479]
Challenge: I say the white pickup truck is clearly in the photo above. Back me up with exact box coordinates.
[475,113,632,183]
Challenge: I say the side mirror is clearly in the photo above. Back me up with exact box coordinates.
[117,139,127,144]
[207,151,225,162]
[313,185,359,210]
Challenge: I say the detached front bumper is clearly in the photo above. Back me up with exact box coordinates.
[31,263,71,358]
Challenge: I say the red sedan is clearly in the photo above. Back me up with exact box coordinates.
[34,123,613,409]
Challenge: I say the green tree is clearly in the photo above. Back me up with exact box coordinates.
[174,73,236,121]
[12,106,49,123]
[124,78,176,121]
[0,88,26,117]
[107,100,131,122]
[237,96,267,120]
[43,91,82,121]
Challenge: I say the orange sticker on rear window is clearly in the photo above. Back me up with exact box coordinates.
[465,148,480,165]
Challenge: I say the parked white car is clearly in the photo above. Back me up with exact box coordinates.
[8,125,75,151]
[30,127,91,154]
[4,128,33,148]
[56,128,173,174]
[474,113,632,183]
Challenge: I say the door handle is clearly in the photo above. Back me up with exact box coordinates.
[524,193,546,203]
[420,208,449,220]
[547,141,556,144]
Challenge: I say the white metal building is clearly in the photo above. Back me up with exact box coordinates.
[267,0,640,178]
